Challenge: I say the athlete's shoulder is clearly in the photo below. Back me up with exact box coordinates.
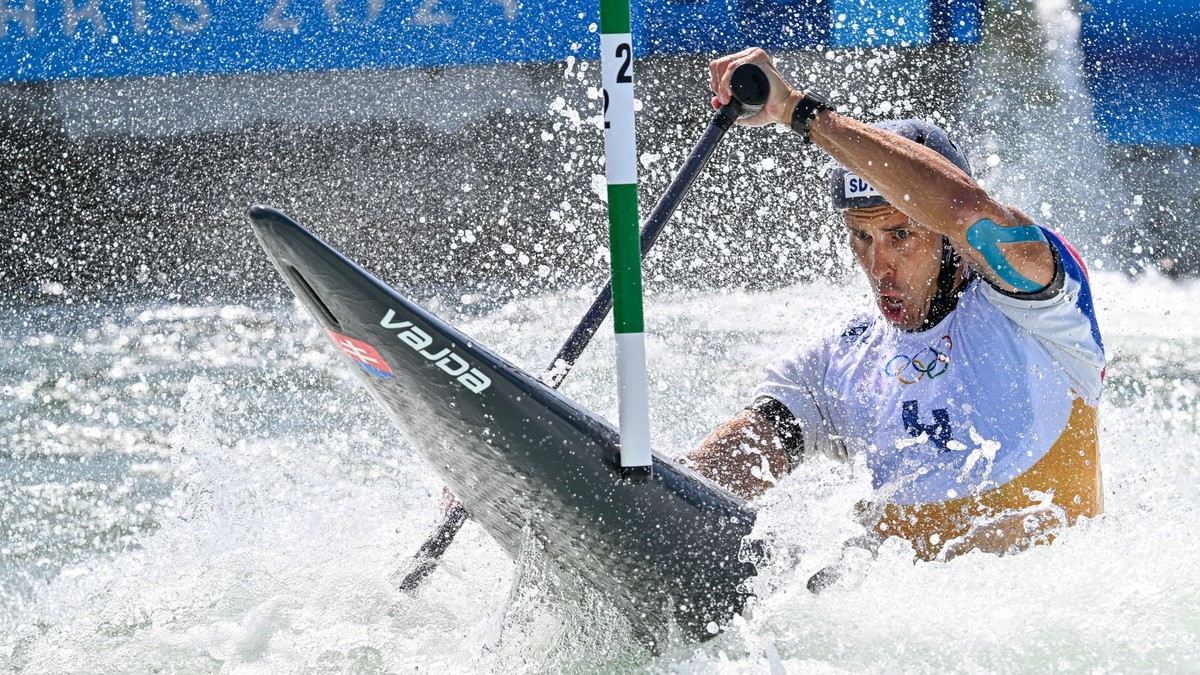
[974,223,1105,401]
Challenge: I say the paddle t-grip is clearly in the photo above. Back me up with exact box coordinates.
[725,63,770,121]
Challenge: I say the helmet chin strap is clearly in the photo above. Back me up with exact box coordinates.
[918,236,970,331]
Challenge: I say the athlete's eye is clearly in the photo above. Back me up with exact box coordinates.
[894,229,911,240]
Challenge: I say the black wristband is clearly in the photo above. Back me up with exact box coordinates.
[747,396,805,471]
[789,90,833,144]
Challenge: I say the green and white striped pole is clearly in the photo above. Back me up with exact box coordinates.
[599,0,652,481]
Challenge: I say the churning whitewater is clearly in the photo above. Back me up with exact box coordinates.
[3,271,1199,671]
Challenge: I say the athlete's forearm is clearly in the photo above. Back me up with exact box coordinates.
[708,47,1057,293]
[806,108,1057,293]
[807,110,988,237]
[681,409,788,500]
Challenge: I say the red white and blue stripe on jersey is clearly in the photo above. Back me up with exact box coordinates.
[1046,228,1103,355]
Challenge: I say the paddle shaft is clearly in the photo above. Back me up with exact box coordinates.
[397,500,470,591]
[397,65,768,592]
[545,99,753,387]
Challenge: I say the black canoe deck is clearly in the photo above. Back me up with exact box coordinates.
[248,205,755,642]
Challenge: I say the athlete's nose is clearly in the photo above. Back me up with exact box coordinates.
[868,242,895,281]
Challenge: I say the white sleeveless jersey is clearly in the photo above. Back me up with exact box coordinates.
[755,230,1105,506]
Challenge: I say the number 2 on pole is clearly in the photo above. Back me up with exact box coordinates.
[602,41,633,131]
[615,43,632,83]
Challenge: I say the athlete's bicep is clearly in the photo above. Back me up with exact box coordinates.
[957,204,1057,295]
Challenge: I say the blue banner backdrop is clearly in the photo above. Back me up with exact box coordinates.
[1081,0,1200,146]
[2,0,983,83]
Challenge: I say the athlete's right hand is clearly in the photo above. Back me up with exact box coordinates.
[709,47,799,128]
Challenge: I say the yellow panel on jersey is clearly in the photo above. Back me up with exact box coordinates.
[870,397,1103,561]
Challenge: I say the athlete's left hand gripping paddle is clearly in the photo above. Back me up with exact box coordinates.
[397,63,770,592]
[723,61,770,122]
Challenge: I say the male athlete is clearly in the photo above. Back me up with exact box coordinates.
[683,49,1105,561]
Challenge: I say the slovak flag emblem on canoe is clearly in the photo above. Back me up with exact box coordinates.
[326,330,394,379]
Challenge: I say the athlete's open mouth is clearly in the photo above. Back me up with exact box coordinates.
[878,291,906,322]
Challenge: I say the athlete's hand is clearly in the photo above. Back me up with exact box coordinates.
[709,47,799,127]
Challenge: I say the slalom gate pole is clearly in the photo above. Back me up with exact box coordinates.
[396,64,768,592]
[599,0,653,481]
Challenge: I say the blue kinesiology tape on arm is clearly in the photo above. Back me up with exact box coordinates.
[965,219,1049,293]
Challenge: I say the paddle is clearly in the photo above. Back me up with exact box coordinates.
[397,63,770,592]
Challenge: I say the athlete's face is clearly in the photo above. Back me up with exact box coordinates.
[844,205,943,331]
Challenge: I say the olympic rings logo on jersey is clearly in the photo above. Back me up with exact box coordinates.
[884,335,953,384]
